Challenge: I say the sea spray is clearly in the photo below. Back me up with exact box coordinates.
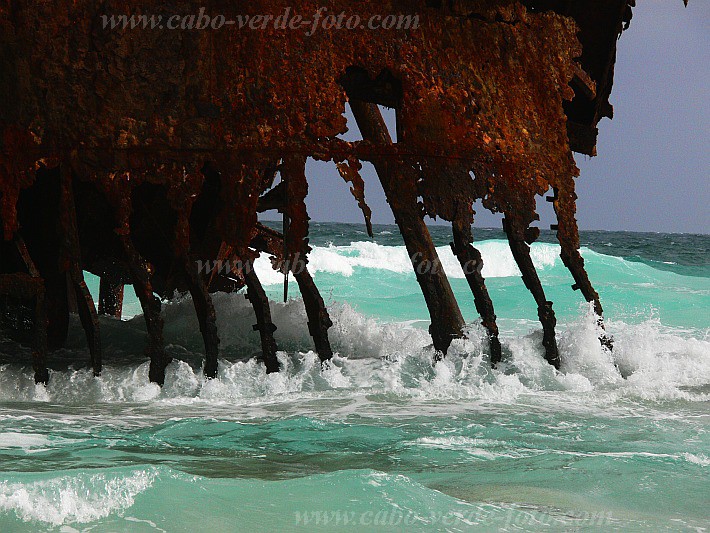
[1,299,707,406]
[0,468,157,526]
[0,229,707,531]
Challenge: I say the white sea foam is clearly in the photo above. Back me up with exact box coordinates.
[0,294,707,409]
[0,433,51,450]
[682,453,710,467]
[254,240,562,283]
[0,469,156,525]
[411,437,527,460]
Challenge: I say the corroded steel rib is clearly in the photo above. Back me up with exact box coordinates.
[122,237,170,385]
[281,156,335,363]
[503,217,560,369]
[5,237,50,384]
[348,99,465,355]
[71,275,102,376]
[251,223,334,364]
[184,258,220,379]
[450,211,502,366]
[550,185,613,350]
[295,268,334,363]
[243,259,280,374]
[60,165,102,376]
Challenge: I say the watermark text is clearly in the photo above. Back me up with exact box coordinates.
[101,7,420,36]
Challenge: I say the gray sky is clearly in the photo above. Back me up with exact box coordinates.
[296,2,709,234]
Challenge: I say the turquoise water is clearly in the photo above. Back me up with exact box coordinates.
[0,223,708,531]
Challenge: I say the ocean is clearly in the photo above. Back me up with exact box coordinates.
[0,222,708,531]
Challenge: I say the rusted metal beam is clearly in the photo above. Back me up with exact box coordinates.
[294,267,334,363]
[3,237,50,383]
[123,237,169,385]
[60,164,102,376]
[0,272,49,383]
[551,186,613,351]
[243,259,280,374]
[71,273,102,376]
[279,156,336,363]
[348,99,465,355]
[503,217,560,369]
[197,238,282,373]
[451,214,502,366]
[251,223,334,363]
[184,259,220,379]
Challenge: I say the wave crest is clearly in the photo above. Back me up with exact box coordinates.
[254,239,562,282]
[0,469,156,525]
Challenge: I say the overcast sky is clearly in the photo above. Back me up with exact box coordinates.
[295,2,708,234]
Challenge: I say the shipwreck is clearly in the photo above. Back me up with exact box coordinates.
[0,0,668,385]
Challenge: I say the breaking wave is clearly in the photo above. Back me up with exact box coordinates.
[0,468,156,526]
[0,293,707,408]
[0,234,707,531]
[254,240,562,283]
